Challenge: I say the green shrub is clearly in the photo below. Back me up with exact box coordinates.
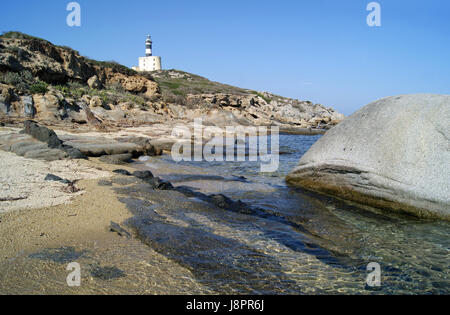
[54,85,70,95]
[5,46,20,54]
[30,81,48,94]
[66,81,86,97]
[108,82,126,94]
[127,94,146,106]
[172,90,184,96]
[20,70,34,82]
[58,46,80,55]
[67,81,85,90]
[162,81,181,90]
[84,58,136,76]
[1,71,22,85]
[0,31,47,42]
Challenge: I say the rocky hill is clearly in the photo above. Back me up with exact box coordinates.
[0,32,344,132]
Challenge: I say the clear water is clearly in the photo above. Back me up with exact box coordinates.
[142,134,449,294]
[0,134,448,294]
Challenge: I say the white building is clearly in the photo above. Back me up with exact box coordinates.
[132,35,162,72]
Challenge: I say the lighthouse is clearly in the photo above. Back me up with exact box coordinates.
[145,35,152,56]
[132,34,162,72]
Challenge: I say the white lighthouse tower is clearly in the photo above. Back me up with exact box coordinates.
[145,34,152,56]
[132,34,162,72]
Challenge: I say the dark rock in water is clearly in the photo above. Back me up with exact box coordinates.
[125,170,172,190]
[111,176,141,186]
[113,169,131,176]
[209,194,236,209]
[45,173,71,185]
[117,136,163,156]
[145,177,174,190]
[233,175,248,182]
[99,153,133,165]
[90,265,126,280]
[29,247,87,264]
[208,194,252,215]
[174,186,206,199]
[23,120,62,148]
[110,221,131,239]
[132,170,154,179]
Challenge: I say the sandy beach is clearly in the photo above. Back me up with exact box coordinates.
[0,147,212,294]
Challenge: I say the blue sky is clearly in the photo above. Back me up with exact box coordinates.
[1,0,449,115]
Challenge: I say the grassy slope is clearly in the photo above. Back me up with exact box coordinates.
[0,32,307,107]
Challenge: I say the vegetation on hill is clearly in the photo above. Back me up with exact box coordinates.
[0,32,271,105]
[141,69,277,106]
[0,31,137,77]
[0,31,344,129]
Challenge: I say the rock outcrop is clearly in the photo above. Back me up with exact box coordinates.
[0,121,164,162]
[0,32,344,132]
[286,94,450,220]
[0,34,159,97]
[87,75,102,89]
[23,120,85,159]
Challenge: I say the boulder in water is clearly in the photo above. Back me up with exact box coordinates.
[286,94,450,220]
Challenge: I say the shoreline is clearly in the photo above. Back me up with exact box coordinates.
[0,124,448,295]
[0,155,213,294]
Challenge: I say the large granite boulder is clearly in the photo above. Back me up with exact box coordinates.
[286,94,450,220]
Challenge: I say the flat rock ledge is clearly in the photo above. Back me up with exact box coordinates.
[0,132,69,161]
[286,94,450,221]
[0,121,163,163]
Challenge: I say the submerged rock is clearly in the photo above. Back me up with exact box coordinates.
[29,247,87,264]
[286,94,450,220]
[109,221,131,239]
[132,170,154,180]
[89,265,126,280]
[145,177,174,190]
[112,169,132,176]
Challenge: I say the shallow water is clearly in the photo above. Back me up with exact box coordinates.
[133,134,449,294]
[0,134,448,294]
